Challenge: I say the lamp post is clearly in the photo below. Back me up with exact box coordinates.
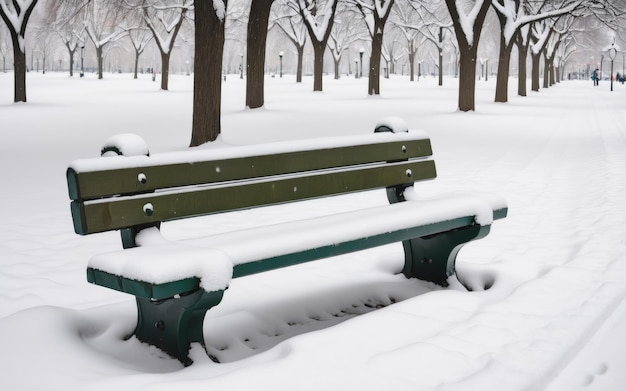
[418,60,423,81]
[359,48,364,79]
[608,43,617,92]
[354,60,358,78]
[279,51,283,78]
[240,54,244,79]
[80,46,85,77]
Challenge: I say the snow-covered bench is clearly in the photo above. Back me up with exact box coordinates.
[66,119,507,365]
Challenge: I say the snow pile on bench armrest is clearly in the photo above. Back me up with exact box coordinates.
[403,190,507,226]
[88,241,233,293]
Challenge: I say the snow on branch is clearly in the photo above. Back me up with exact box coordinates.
[456,0,489,46]
[0,0,38,52]
[298,0,337,42]
[213,0,226,21]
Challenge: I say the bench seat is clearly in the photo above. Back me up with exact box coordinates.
[87,193,506,301]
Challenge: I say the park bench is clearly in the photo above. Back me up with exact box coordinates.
[66,119,507,365]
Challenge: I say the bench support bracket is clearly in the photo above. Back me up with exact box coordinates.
[386,185,492,286]
[134,289,224,366]
[401,224,491,286]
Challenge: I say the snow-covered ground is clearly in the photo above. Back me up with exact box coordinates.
[1,71,625,390]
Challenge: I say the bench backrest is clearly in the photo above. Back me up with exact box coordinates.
[67,131,436,242]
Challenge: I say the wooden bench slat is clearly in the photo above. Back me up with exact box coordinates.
[72,160,436,235]
[68,138,432,201]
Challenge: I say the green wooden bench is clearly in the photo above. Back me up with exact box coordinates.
[67,123,507,365]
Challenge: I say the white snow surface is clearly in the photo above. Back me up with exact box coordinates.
[1,72,626,390]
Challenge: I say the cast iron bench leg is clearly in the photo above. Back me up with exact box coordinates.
[401,224,492,286]
[134,289,224,366]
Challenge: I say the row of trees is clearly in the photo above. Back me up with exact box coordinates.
[2,0,625,146]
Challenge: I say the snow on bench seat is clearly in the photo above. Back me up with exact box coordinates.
[88,193,505,299]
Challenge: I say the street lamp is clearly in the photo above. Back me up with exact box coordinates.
[359,48,364,79]
[418,60,423,80]
[240,54,244,79]
[80,46,85,77]
[354,60,358,78]
[279,51,284,78]
[608,43,617,92]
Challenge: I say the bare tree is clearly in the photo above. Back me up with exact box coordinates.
[45,0,92,77]
[57,29,83,76]
[554,33,576,81]
[117,1,155,79]
[128,27,153,79]
[328,7,366,79]
[83,0,128,79]
[223,2,247,78]
[0,0,39,102]
[142,0,192,90]
[350,0,395,95]
[298,0,339,91]
[391,5,415,80]
[491,0,584,103]
[391,0,427,82]
[30,26,60,74]
[529,18,554,91]
[190,0,228,146]
[405,1,451,86]
[272,0,307,82]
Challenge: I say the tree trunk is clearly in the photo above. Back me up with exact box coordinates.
[445,0,490,112]
[542,55,550,89]
[246,0,273,109]
[369,32,383,95]
[409,49,415,82]
[161,52,170,90]
[333,56,340,79]
[457,46,477,111]
[190,0,226,146]
[97,46,104,79]
[517,43,528,96]
[495,38,514,103]
[12,46,27,102]
[438,48,443,86]
[296,45,304,83]
[67,44,75,77]
[134,51,139,79]
[531,52,540,91]
[312,43,324,91]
